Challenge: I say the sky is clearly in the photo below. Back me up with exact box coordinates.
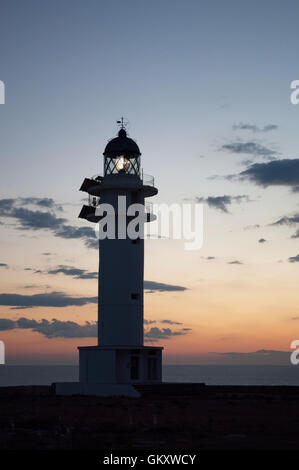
[0,0,299,365]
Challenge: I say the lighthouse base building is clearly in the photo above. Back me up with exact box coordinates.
[55,345,163,397]
[55,125,163,397]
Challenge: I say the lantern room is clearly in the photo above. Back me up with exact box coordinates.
[103,128,141,176]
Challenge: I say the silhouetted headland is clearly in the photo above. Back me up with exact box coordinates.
[0,384,299,450]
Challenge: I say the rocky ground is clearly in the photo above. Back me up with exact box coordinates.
[0,385,299,450]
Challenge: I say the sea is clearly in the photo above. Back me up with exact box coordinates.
[0,365,299,387]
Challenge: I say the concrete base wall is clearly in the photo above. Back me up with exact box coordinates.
[79,348,116,383]
[79,345,163,384]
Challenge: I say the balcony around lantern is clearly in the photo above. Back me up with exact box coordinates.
[91,174,103,182]
[79,174,103,195]
[142,173,155,187]
[79,196,156,223]
[86,170,155,185]
[80,170,157,202]
[93,170,157,195]
[141,172,157,198]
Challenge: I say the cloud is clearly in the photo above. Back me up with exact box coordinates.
[271,213,299,238]
[258,238,267,243]
[0,197,60,210]
[144,319,156,325]
[0,317,97,338]
[215,349,291,365]
[20,197,61,209]
[0,198,65,230]
[23,284,51,289]
[10,306,33,310]
[44,265,98,280]
[54,224,94,239]
[0,291,97,308]
[227,260,243,265]
[160,319,183,325]
[220,141,277,159]
[272,213,299,226]
[0,263,8,268]
[240,159,254,166]
[0,197,97,249]
[31,269,187,289]
[235,159,299,190]
[83,238,99,249]
[196,195,250,213]
[0,318,15,330]
[13,208,66,230]
[0,317,191,340]
[144,326,191,341]
[288,254,299,263]
[54,225,98,249]
[244,224,260,230]
[144,281,187,292]
[232,123,278,133]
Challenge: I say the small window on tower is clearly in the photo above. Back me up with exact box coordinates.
[131,293,140,300]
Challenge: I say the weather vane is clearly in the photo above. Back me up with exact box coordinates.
[116,116,129,131]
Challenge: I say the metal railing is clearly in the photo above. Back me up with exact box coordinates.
[90,172,155,187]
[88,194,100,207]
[145,201,153,214]
[91,174,102,181]
[142,173,155,187]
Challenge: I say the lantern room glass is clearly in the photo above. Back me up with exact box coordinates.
[104,154,140,176]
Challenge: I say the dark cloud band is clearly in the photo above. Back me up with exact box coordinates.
[0,318,191,340]
[0,292,97,308]
[0,197,97,249]
[237,159,299,189]
[196,195,250,213]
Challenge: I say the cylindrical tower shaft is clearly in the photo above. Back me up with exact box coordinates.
[98,180,145,346]
[78,126,158,348]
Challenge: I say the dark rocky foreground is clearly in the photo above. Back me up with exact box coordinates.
[0,384,299,450]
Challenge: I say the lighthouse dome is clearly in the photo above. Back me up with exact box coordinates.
[103,128,141,156]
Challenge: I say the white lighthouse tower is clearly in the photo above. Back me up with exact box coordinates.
[55,122,163,397]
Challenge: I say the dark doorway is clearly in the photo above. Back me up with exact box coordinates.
[130,355,139,380]
[148,357,157,380]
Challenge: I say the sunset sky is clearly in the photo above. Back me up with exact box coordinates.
[0,0,299,365]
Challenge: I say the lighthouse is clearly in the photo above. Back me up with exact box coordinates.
[55,122,163,397]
